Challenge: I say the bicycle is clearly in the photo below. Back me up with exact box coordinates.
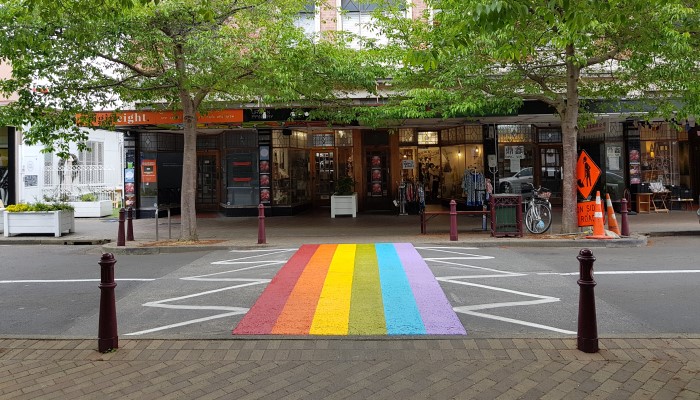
[523,185,552,234]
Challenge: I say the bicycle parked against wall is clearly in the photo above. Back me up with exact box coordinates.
[523,184,552,234]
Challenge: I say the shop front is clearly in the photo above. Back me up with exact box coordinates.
[104,108,697,219]
[0,126,15,207]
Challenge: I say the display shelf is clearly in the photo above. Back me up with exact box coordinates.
[636,193,651,214]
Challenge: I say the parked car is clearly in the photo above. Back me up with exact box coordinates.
[499,167,533,193]
[500,167,626,198]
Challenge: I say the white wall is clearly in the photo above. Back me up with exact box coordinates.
[17,128,123,203]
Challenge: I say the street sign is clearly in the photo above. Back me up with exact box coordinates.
[576,150,601,199]
[577,201,596,227]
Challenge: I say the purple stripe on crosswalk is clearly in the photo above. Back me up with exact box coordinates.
[394,243,467,335]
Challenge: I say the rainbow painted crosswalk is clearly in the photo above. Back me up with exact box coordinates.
[233,243,466,335]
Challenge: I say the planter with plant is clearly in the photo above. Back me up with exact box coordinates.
[68,193,112,217]
[331,176,357,218]
[3,202,75,237]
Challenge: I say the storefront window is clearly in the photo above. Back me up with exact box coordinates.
[639,124,680,186]
[224,131,259,206]
[417,131,438,145]
[0,127,8,206]
[497,144,534,194]
[272,130,310,206]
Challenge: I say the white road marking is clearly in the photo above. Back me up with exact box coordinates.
[421,246,573,335]
[0,279,155,283]
[459,310,576,335]
[539,270,700,276]
[125,249,286,336]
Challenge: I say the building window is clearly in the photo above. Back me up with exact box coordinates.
[341,0,405,47]
[417,131,438,145]
[312,133,335,147]
[399,128,415,144]
[335,130,353,146]
[295,3,316,38]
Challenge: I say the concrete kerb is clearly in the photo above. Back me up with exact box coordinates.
[98,234,649,254]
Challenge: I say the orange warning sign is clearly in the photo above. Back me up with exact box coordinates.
[576,150,601,199]
[577,201,596,227]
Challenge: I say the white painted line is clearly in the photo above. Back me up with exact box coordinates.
[430,259,523,278]
[0,279,155,283]
[538,270,700,276]
[457,309,576,335]
[438,279,557,300]
[125,311,247,336]
[183,261,284,281]
[454,297,560,312]
[213,248,296,264]
[127,280,269,335]
[144,281,268,304]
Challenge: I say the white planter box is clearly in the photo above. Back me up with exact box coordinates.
[68,200,112,218]
[0,208,4,233]
[3,210,75,237]
[331,193,357,218]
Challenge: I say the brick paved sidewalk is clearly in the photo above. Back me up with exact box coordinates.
[2,337,699,399]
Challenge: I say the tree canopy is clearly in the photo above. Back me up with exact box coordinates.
[372,0,700,233]
[0,0,385,240]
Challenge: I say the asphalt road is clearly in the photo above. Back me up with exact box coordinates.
[1,237,698,338]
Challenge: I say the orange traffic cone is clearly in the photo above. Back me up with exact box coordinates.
[605,193,621,236]
[586,191,612,240]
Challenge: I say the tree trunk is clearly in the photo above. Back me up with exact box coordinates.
[179,95,198,241]
[560,43,580,234]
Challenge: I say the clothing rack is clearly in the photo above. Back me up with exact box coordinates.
[462,168,486,206]
[397,179,424,215]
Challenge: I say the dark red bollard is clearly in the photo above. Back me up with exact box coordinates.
[620,198,630,237]
[449,200,458,241]
[126,207,134,242]
[117,208,126,247]
[577,248,599,353]
[257,203,266,244]
[98,253,119,353]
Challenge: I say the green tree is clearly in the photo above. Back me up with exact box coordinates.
[376,0,698,233]
[0,0,382,240]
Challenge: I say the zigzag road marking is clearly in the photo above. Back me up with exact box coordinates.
[125,249,289,336]
[419,246,575,335]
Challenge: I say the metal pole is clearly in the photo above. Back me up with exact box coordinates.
[117,208,125,247]
[449,199,458,241]
[126,207,134,241]
[155,207,159,242]
[577,248,599,353]
[98,253,119,353]
[258,203,266,244]
[168,206,172,240]
[620,198,630,237]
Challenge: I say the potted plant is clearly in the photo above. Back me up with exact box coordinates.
[331,176,357,218]
[68,193,113,217]
[3,202,75,237]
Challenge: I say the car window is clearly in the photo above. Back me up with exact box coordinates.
[520,168,532,177]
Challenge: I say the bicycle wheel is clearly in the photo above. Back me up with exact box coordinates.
[525,203,552,234]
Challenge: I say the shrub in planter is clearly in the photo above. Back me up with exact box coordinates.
[4,202,75,237]
[334,176,356,195]
[6,202,74,212]
[79,193,98,202]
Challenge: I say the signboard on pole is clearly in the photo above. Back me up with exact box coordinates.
[576,150,601,199]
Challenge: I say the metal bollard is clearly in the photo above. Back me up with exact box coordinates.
[258,203,266,244]
[577,248,599,353]
[620,198,630,236]
[449,200,458,241]
[117,208,126,247]
[98,253,119,353]
[126,207,134,241]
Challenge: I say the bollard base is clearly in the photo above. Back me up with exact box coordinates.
[577,337,599,353]
[98,337,118,353]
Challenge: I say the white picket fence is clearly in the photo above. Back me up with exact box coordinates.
[42,165,120,204]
